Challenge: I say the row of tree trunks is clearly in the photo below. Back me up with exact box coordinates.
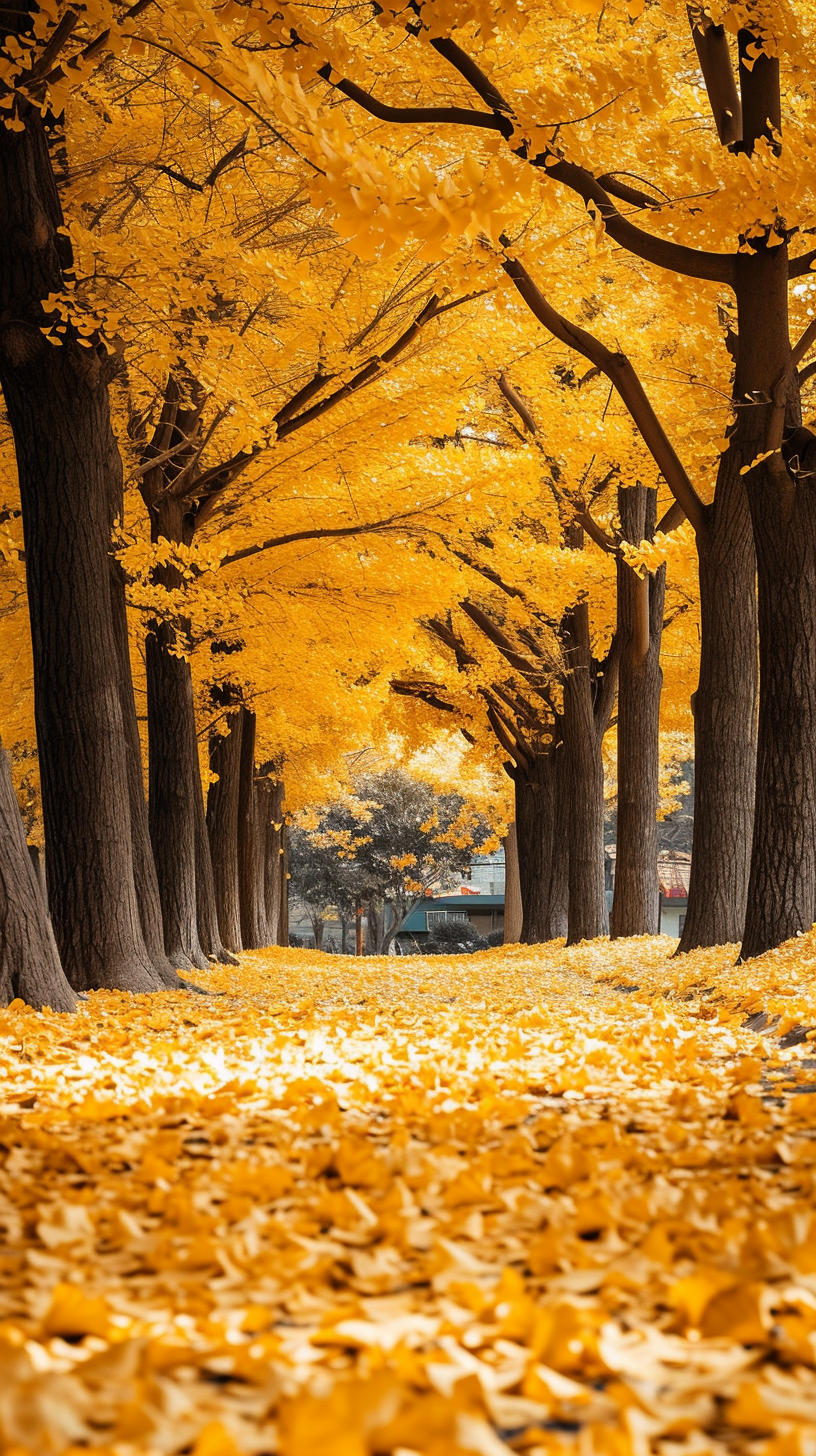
[206,708,288,954]
[207,705,245,953]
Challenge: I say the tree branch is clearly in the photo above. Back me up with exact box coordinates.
[687,7,742,146]
[498,372,537,434]
[484,701,532,773]
[657,499,687,533]
[18,9,79,87]
[594,633,620,735]
[36,0,155,91]
[500,249,707,535]
[390,679,456,714]
[540,157,736,284]
[790,247,816,280]
[596,172,661,210]
[219,509,427,566]
[792,316,816,369]
[424,616,479,667]
[321,45,736,285]
[276,292,444,438]
[460,600,545,677]
[318,63,506,132]
[446,545,528,601]
[573,507,618,555]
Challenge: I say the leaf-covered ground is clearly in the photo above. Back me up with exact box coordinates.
[3,935,816,1456]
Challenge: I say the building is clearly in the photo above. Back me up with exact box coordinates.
[394,849,505,951]
[657,852,690,937]
[395,894,505,951]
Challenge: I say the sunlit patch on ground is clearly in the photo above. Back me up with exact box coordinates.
[2,934,816,1454]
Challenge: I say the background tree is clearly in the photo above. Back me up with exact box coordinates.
[291,768,497,954]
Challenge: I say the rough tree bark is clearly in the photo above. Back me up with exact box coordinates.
[195,773,237,964]
[146,619,210,972]
[611,486,665,938]
[109,560,181,987]
[514,749,568,942]
[207,706,244,953]
[678,449,757,951]
[278,823,290,947]
[0,740,75,1011]
[264,781,284,945]
[502,823,523,944]
[560,597,617,944]
[740,242,816,956]
[0,103,160,992]
[237,709,270,949]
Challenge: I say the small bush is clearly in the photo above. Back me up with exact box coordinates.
[486,929,504,947]
[424,919,488,955]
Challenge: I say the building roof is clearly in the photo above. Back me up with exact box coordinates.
[658,855,691,897]
[399,894,504,932]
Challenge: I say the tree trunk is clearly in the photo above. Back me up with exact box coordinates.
[561,603,607,943]
[0,741,75,1012]
[678,444,758,951]
[502,823,523,944]
[250,775,273,948]
[277,824,289,946]
[611,486,665,937]
[367,899,385,953]
[355,903,363,956]
[237,709,269,948]
[264,780,284,945]
[0,106,159,992]
[109,561,181,987]
[739,239,816,958]
[514,749,567,942]
[194,769,237,964]
[146,624,210,972]
[207,709,243,953]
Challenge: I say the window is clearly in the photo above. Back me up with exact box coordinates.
[426,909,470,929]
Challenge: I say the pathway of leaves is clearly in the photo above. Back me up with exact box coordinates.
[2,935,816,1456]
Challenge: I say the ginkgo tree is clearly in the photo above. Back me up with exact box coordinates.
[208,0,816,957]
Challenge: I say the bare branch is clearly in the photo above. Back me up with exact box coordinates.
[498,372,537,434]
